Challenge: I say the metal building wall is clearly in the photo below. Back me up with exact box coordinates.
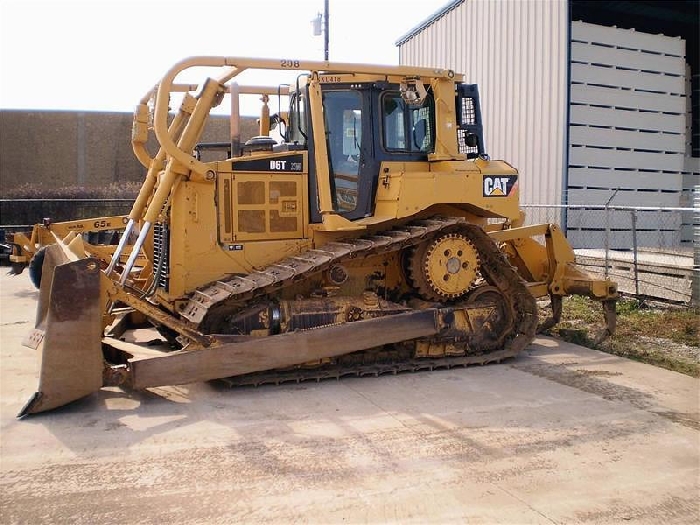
[398,0,569,208]
[566,21,687,248]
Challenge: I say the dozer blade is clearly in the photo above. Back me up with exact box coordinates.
[18,245,104,417]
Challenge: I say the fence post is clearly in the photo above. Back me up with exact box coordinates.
[693,185,699,307]
[604,189,619,280]
[631,209,640,298]
[605,207,610,279]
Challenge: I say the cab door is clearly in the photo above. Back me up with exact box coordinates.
[308,86,378,222]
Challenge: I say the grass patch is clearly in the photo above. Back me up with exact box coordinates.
[549,296,699,377]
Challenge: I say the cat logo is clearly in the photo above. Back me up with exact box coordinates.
[483,175,518,197]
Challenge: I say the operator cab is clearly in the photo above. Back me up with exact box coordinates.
[286,78,484,223]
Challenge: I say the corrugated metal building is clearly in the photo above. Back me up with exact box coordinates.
[396,0,699,248]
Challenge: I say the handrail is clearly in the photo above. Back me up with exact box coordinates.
[149,56,461,178]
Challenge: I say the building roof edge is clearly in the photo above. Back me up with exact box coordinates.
[395,0,465,46]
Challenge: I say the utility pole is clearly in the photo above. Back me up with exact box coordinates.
[324,0,329,61]
[312,1,329,61]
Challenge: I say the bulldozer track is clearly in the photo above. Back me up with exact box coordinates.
[181,217,465,329]
[178,216,538,386]
[219,348,519,388]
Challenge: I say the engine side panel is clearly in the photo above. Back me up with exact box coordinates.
[373,159,521,222]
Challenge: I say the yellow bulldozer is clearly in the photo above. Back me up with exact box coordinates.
[19,57,618,417]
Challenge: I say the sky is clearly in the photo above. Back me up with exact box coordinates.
[0,0,450,115]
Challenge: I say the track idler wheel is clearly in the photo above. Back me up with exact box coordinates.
[463,285,512,351]
[410,232,480,301]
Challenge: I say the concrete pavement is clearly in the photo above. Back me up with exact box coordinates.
[1,271,698,524]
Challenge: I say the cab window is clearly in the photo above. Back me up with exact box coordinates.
[382,92,434,153]
[288,91,307,145]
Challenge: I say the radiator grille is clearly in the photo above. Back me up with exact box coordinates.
[152,223,170,292]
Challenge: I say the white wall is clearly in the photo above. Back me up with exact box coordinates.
[398,0,569,209]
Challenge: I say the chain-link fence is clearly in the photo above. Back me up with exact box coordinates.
[2,196,697,305]
[521,201,699,305]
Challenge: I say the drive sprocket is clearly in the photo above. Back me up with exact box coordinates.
[409,232,480,301]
